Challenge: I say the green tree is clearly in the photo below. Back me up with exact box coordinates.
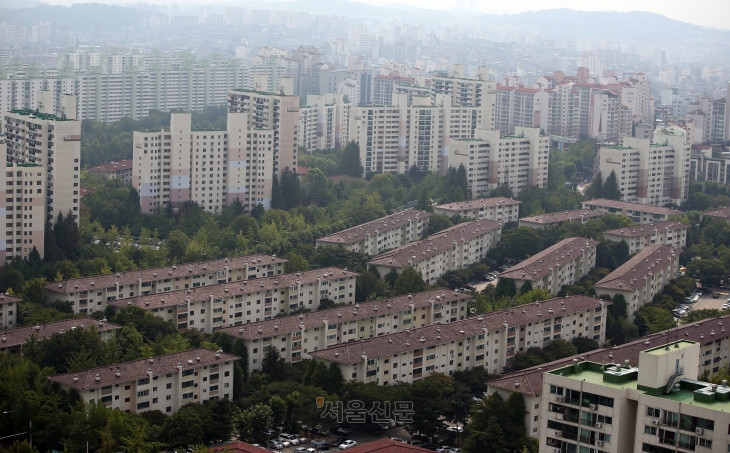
[687,259,727,286]
[236,404,273,443]
[602,170,622,200]
[231,338,248,382]
[494,278,517,299]
[261,347,287,382]
[327,362,343,395]
[339,142,364,177]
[518,281,533,295]
[268,395,288,428]
[161,405,206,449]
[283,252,309,273]
[355,270,389,302]
[270,173,286,210]
[305,168,330,207]
[416,188,433,213]
[635,305,676,335]
[302,359,317,385]
[391,267,427,296]
[427,214,453,234]
[584,171,603,199]
[310,360,329,390]
[572,337,600,354]
[543,339,578,361]
[493,227,543,262]
[464,416,509,453]
[684,309,721,323]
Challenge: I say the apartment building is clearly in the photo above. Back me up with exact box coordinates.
[45,254,287,313]
[603,221,689,255]
[448,127,550,197]
[518,209,605,230]
[371,75,416,106]
[433,197,521,223]
[596,127,691,206]
[133,112,274,214]
[48,349,238,414]
[689,149,730,185]
[309,295,607,383]
[219,289,472,372]
[3,108,81,224]
[368,220,502,283]
[594,245,681,318]
[493,86,552,136]
[228,88,300,177]
[536,340,730,453]
[702,206,730,223]
[88,159,133,185]
[489,317,730,440]
[315,209,432,254]
[0,293,20,329]
[0,318,121,354]
[298,93,351,152]
[499,237,600,295]
[581,199,676,224]
[0,162,46,264]
[107,267,357,332]
[431,66,494,110]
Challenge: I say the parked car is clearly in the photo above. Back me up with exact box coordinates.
[331,426,351,435]
[339,440,357,450]
[265,440,284,450]
[390,437,407,443]
[713,292,720,298]
[294,448,316,453]
[409,441,428,447]
[446,426,464,433]
[330,438,347,447]
[279,433,300,445]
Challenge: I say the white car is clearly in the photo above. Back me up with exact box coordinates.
[340,440,357,450]
[446,426,464,433]
[279,434,300,445]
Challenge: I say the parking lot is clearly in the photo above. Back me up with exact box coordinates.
[688,289,730,312]
[272,427,414,452]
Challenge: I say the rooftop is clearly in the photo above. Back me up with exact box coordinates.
[88,159,133,173]
[499,237,601,282]
[309,295,606,364]
[434,197,522,212]
[7,109,75,122]
[368,220,501,268]
[1,318,121,349]
[48,348,239,391]
[603,221,689,238]
[519,209,605,226]
[218,289,470,340]
[317,210,432,245]
[107,267,357,311]
[582,199,677,216]
[594,245,680,291]
[48,254,287,295]
[702,207,730,220]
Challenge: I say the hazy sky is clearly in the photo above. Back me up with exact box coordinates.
[42,0,730,30]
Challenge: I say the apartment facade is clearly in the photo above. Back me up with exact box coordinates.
[518,210,605,230]
[499,237,600,295]
[219,289,472,372]
[0,293,20,329]
[368,220,502,283]
[49,349,238,414]
[133,112,273,214]
[3,109,81,224]
[315,209,432,254]
[433,197,521,223]
[594,245,681,317]
[45,254,287,314]
[309,295,607,383]
[581,199,676,224]
[107,267,357,332]
[603,221,689,255]
[88,159,133,185]
[0,162,46,264]
[448,127,550,197]
[0,318,121,354]
[299,93,352,152]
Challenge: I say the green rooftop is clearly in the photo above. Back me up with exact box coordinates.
[8,109,73,122]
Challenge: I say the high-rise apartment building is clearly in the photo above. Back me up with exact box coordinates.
[3,105,81,224]
[133,112,273,214]
[299,93,352,152]
[0,162,46,263]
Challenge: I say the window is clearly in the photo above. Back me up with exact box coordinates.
[182,380,194,388]
[182,369,194,377]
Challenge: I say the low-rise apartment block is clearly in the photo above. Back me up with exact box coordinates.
[368,220,502,283]
[48,349,238,414]
[0,293,20,328]
[0,163,46,264]
[46,254,287,314]
[88,159,133,184]
[448,127,550,197]
[0,318,121,353]
[433,197,521,223]
[603,221,689,254]
[594,245,680,317]
[518,209,605,230]
[701,206,730,223]
[309,295,607,383]
[581,199,677,224]
[219,289,472,372]
[489,317,730,440]
[107,268,357,332]
[315,209,431,253]
[499,237,600,295]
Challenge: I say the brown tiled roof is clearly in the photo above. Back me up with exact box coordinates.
[595,245,680,291]
[434,197,522,212]
[368,220,501,268]
[88,160,133,173]
[209,441,270,453]
[107,267,358,311]
[346,439,432,452]
[48,254,287,295]
[309,296,606,364]
[218,289,472,340]
[1,318,121,349]
[489,316,730,396]
[48,348,239,391]
[499,237,600,282]
[702,207,730,220]
[519,209,605,226]
[582,198,677,216]
[317,210,432,245]
[603,221,689,238]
